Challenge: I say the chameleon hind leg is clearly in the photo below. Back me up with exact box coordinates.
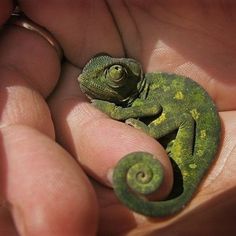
[126,113,195,164]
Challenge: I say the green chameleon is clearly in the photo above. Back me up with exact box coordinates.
[78,54,221,217]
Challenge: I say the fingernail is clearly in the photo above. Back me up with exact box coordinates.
[11,204,26,235]
[106,168,114,187]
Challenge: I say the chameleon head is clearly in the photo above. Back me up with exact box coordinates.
[78,54,145,105]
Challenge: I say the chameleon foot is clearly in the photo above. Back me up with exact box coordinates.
[125,118,150,134]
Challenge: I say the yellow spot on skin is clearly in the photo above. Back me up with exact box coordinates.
[132,99,144,107]
[174,91,184,100]
[196,149,204,157]
[163,85,170,92]
[189,163,197,169]
[170,142,183,165]
[190,108,200,120]
[150,83,160,89]
[182,171,189,177]
[153,113,167,125]
[200,130,206,139]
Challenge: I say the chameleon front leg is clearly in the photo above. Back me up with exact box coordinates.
[92,99,162,120]
[127,113,195,159]
[128,112,194,138]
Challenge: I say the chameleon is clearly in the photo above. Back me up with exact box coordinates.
[78,54,221,217]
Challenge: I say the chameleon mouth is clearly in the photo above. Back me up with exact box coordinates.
[79,73,123,102]
[79,83,101,100]
[78,74,100,99]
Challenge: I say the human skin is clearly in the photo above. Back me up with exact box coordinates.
[0,0,235,235]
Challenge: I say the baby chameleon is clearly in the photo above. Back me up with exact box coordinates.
[78,54,221,217]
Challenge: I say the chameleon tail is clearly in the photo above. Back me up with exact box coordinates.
[112,151,196,217]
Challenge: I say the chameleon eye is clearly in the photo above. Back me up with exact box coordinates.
[106,65,127,87]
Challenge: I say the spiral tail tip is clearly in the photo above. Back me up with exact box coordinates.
[112,151,165,214]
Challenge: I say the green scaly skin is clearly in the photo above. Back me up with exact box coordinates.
[78,54,221,217]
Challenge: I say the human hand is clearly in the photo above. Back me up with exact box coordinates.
[0,1,98,235]
[1,1,236,235]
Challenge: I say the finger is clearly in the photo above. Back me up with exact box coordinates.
[1,124,98,235]
[0,15,62,136]
[0,13,99,234]
[0,21,61,98]
[0,0,13,25]
[19,0,124,66]
[49,63,174,199]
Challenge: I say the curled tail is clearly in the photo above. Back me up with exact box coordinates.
[113,151,207,217]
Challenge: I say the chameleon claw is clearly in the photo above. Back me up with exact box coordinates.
[126,118,150,134]
[125,118,136,126]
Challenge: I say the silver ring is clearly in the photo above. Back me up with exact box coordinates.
[8,6,63,60]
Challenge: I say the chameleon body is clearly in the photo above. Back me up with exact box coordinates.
[78,54,221,217]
